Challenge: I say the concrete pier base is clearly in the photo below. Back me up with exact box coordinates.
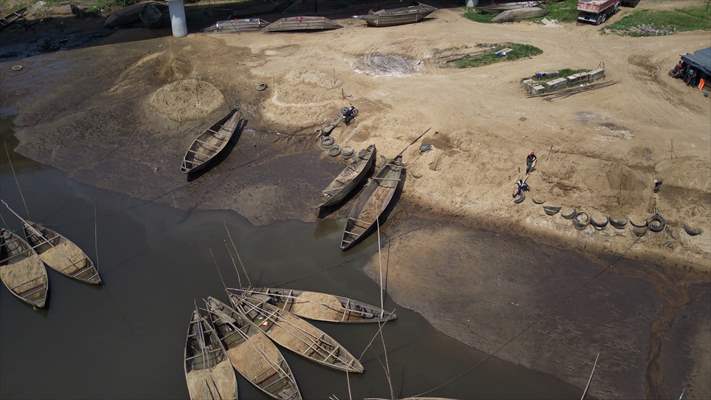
[167,0,188,37]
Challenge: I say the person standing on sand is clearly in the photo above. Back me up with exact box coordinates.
[526,151,537,174]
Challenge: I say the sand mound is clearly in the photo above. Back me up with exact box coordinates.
[149,79,224,121]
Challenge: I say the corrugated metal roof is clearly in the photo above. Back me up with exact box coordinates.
[682,47,711,76]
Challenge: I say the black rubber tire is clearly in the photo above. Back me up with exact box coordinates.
[648,214,666,233]
[256,83,268,91]
[629,218,647,228]
[609,216,627,229]
[573,212,590,230]
[543,206,561,216]
[683,224,703,236]
[328,145,341,157]
[591,215,608,229]
[632,225,648,237]
[532,198,545,205]
[561,208,577,220]
[341,146,354,158]
[513,192,525,204]
[321,136,335,147]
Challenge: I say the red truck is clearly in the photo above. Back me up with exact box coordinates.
[577,0,621,25]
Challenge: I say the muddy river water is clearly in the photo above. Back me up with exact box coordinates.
[0,118,585,399]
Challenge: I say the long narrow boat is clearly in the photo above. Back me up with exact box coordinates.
[184,305,238,400]
[264,16,342,32]
[180,108,241,176]
[354,3,436,27]
[227,287,396,324]
[22,221,101,285]
[0,229,48,308]
[227,292,364,373]
[340,155,405,250]
[318,144,376,209]
[204,297,301,400]
[203,18,269,33]
[476,1,541,13]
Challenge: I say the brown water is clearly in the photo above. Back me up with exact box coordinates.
[0,116,582,399]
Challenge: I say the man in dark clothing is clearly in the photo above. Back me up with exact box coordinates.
[526,152,537,174]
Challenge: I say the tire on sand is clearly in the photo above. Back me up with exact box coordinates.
[561,207,577,220]
[513,192,526,204]
[573,212,590,230]
[648,214,666,233]
[683,224,703,236]
[609,216,628,229]
[543,205,561,216]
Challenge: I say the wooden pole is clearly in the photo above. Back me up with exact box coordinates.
[223,222,252,287]
[4,141,30,218]
[209,248,228,292]
[378,320,395,400]
[376,217,385,319]
[396,127,431,157]
[224,241,243,289]
[580,352,600,400]
[94,203,99,267]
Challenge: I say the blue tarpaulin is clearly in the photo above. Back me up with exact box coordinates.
[682,47,711,76]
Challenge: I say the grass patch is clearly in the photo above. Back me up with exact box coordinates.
[452,43,543,69]
[541,0,579,22]
[607,6,711,36]
[463,8,495,23]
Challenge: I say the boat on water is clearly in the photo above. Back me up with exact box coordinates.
[184,305,238,400]
[354,3,436,27]
[203,18,269,33]
[204,297,302,400]
[340,155,405,250]
[227,292,364,373]
[263,16,342,32]
[0,229,48,308]
[22,221,101,285]
[318,144,376,209]
[180,108,241,177]
[227,287,396,324]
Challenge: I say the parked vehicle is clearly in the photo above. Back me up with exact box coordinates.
[577,0,621,25]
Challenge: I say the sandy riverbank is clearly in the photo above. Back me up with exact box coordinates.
[1,1,710,398]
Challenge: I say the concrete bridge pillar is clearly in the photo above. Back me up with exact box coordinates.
[167,0,188,37]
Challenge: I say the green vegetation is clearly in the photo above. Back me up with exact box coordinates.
[607,6,711,36]
[540,0,579,23]
[463,8,495,23]
[452,43,543,69]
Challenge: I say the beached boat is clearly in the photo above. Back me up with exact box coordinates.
[263,16,342,32]
[180,109,241,176]
[227,292,364,373]
[476,1,541,13]
[319,144,376,209]
[204,297,302,400]
[228,287,396,324]
[203,18,269,33]
[0,229,48,308]
[354,3,436,27]
[22,221,101,285]
[340,156,405,250]
[184,305,238,400]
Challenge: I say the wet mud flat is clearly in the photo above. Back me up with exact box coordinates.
[0,118,586,399]
[363,200,711,399]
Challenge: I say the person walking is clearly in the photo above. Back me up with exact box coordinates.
[526,151,537,174]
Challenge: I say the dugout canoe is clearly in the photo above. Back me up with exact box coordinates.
[181,108,241,176]
[184,305,238,400]
[227,287,396,324]
[263,16,341,32]
[354,3,436,27]
[318,144,376,209]
[204,18,269,33]
[205,297,301,400]
[476,1,541,13]
[340,155,405,250]
[227,292,364,373]
[0,228,48,308]
[23,221,101,285]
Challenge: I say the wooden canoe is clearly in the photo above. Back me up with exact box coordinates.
[0,229,48,308]
[228,287,396,324]
[227,292,364,373]
[181,109,241,175]
[204,297,302,400]
[203,18,269,33]
[184,305,238,400]
[23,221,101,285]
[340,155,405,250]
[263,16,342,32]
[476,1,541,13]
[355,3,436,27]
[318,144,376,209]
